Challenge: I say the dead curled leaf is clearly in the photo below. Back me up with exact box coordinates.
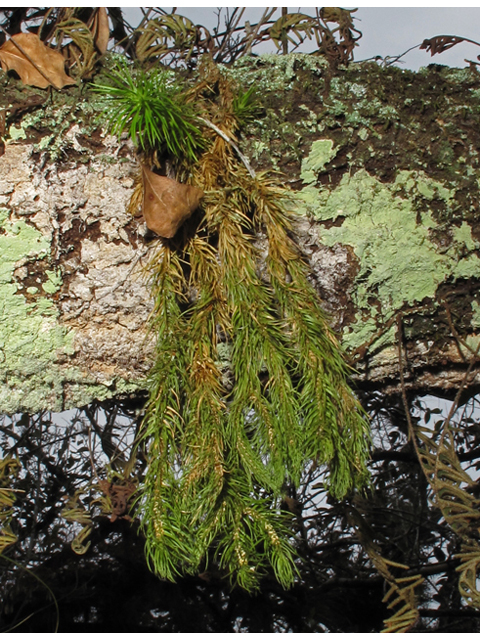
[90,7,110,54]
[142,166,204,238]
[98,479,136,523]
[420,35,465,57]
[0,32,76,89]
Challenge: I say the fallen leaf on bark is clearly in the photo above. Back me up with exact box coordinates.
[0,32,76,89]
[142,166,204,238]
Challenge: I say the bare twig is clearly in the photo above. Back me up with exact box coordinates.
[442,300,469,362]
[440,336,480,433]
[199,116,256,179]
[382,43,423,67]
[137,8,154,32]
[215,7,245,61]
[243,8,277,56]
[384,34,480,67]
[396,313,428,475]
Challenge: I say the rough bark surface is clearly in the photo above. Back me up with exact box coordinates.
[0,132,156,412]
[1,54,480,412]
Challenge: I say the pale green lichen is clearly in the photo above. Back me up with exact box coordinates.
[36,134,55,151]
[358,127,369,141]
[0,208,76,412]
[0,201,145,413]
[62,376,146,410]
[223,54,331,170]
[8,124,27,141]
[465,334,480,353]
[0,209,50,281]
[298,105,320,133]
[42,269,63,294]
[320,76,400,132]
[0,91,146,413]
[6,91,112,161]
[452,221,479,253]
[300,139,337,184]
[223,52,328,95]
[296,151,480,352]
[471,300,480,329]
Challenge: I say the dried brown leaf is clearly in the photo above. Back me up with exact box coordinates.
[420,35,465,56]
[320,7,357,26]
[91,7,110,54]
[142,167,204,238]
[0,32,76,89]
[98,479,136,522]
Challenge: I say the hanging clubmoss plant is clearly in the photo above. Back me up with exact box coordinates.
[95,58,370,591]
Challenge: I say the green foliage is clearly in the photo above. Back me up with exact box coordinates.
[92,59,204,161]
[232,86,260,128]
[138,181,370,589]
[137,244,299,590]
[132,62,370,591]
[92,57,370,590]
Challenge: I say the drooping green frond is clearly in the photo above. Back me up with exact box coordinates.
[138,233,300,589]
[250,178,370,495]
[122,61,371,590]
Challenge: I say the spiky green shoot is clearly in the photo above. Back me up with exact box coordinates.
[92,58,203,161]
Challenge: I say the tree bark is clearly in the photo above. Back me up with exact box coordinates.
[1,55,480,413]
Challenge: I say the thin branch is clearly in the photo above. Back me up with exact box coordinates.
[199,116,256,178]
[215,7,245,61]
[383,34,480,67]
[382,43,423,67]
[396,312,432,485]
[137,7,154,32]
[441,299,469,362]
[441,332,480,433]
[419,607,480,618]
